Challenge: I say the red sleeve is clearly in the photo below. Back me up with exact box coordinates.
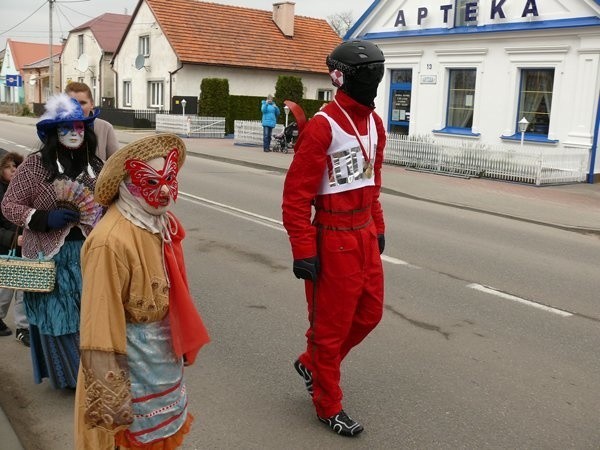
[281,115,332,259]
[371,112,386,234]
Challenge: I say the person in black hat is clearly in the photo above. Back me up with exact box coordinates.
[1,93,104,389]
[282,39,387,437]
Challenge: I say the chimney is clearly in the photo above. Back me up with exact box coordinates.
[273,2,295,38]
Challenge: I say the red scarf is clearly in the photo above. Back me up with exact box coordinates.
[164,213,210,365]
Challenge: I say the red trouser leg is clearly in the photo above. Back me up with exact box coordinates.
[340,227,384,360]
[298,226,384,418]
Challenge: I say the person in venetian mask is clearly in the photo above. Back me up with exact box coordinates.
[74,133,210,450]
[1,93,103,390]
[282,40,387,437]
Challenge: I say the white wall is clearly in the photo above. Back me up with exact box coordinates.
[62,29,103,96]
[113,1,178,110]
[173,65,333,100]
[372,28,600,157]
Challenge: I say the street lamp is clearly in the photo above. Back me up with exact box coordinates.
[284,104,290,128]
[181,98,187,117]
[518,116,529,148]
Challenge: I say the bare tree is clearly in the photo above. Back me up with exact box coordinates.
[328,11,354,38]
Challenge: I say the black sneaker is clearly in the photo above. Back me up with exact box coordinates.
[318,410,364,437]
[0,318,11,336]
[15,328,30,347]
[293,359,313,397]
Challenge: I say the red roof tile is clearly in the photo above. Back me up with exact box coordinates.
[144,0,341,74]
[70,13,132,53]
[7,40,62,74]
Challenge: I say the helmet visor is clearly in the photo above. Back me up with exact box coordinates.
[354,63,384,85]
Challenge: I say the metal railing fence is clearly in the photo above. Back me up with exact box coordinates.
[155,114,226,138]
[385,134,590,185]
[234,120,284,146]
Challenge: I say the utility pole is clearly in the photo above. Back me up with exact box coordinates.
[49,0,55,97]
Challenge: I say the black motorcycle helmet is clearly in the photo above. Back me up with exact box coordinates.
[326,40,385,106]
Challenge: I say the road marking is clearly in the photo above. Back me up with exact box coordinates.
[180,191,417,268]
[467,283,572,317]
[382,255,418,267]
[179,191,284,231]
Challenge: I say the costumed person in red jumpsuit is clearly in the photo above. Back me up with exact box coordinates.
[282,40,387,437]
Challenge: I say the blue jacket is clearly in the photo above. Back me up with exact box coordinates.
[261,100,280,128]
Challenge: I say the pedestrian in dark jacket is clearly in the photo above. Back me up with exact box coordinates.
[261,94,280,152]
[0,151,29,346]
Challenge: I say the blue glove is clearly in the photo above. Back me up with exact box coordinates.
[377,234,385,254]
[293,256,320,282]
[47,209,80,229]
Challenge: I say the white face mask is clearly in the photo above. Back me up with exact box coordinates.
[57,121,85,150]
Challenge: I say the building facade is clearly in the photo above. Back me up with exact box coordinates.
[112,0,340,111]
[348,0,600,181]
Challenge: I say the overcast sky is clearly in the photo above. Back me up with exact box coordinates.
[1,0,374,50]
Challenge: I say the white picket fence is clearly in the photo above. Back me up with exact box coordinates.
[234,120,284,146]
[155,114,225,138]
[385,134,590,185]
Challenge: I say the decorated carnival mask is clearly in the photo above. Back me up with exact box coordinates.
[124,148,179,215]
[57,121,85,150]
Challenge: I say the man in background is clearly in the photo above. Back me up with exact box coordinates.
[65,82,119,160]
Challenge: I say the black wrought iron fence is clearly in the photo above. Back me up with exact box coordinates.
[98,108,170,129]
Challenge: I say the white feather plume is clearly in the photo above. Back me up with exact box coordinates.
[39,93,78,121]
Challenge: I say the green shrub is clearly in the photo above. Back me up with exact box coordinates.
[199,78,229,117]
[275,76,303,105]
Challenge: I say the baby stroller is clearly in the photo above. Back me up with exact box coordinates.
[272,122,298,154]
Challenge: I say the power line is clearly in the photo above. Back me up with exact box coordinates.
[0,0,47,36]
[56,4,76,28]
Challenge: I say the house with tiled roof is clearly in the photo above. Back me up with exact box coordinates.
[112,0,341,110]
[61,13,131,107]
[0,40,62,103]
[22,53,61,109]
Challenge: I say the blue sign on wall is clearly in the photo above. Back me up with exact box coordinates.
[6,75,22,87]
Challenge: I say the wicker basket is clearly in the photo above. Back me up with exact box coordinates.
[0,251,56,293]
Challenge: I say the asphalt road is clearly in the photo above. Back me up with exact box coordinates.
[0,126,598,449]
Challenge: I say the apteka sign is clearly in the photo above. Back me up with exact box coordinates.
[395,0,539,27]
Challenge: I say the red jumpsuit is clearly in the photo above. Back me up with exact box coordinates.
[282,89,386,418]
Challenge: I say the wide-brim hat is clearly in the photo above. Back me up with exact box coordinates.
[36,93,99,141]
[95,133,186,206]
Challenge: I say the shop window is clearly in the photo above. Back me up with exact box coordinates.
[139,35,150,57]
[123,81,132,107]
[455,0,478,27]
[148,81,163,108]
[447,69,476,129]
[317,89,332,101]
[517,69,554,136]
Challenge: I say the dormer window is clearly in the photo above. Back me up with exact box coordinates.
[139,35,150,57]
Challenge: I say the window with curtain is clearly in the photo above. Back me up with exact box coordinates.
[139,35,150,56]
[317,89,332,101]
[447,69,476,129]
[455,0,478,26]
[148,81,163,108]
[517,69,554,135]
[123,81,132,107]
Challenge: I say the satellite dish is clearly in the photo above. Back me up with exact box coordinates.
[134,54,145,70]
[76,54,89,72]
[29,76,37,86]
